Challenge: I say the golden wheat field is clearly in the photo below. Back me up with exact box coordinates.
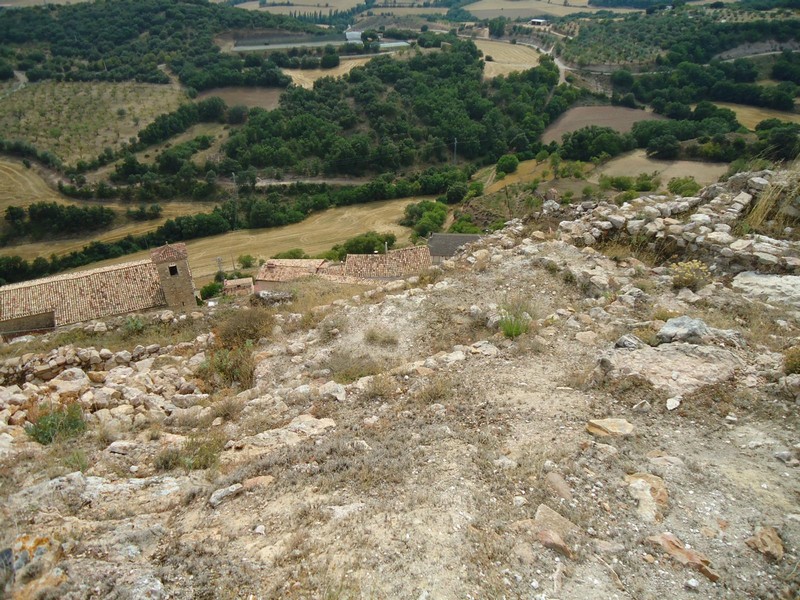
[283,57,372,89]
[45,197,420,282]
[0,81,186,165]
[474,39,541,79]
[589,149,729,187]
[710,102,800,130]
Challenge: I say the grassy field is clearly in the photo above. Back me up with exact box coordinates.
[710,101,800,130]
[0,81,186,165]
[464,0,637,19]
[47,196,420,283]
[283,57,372,88]
[589,149,728,186]
[198,87,283,110]
[542,106,665,144]
[474,39,541,79]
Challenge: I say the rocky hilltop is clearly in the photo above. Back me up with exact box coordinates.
[1,169,799,599]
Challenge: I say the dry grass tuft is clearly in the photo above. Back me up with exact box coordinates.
[324,349,394,384]
[363,327,399,347]
[416,376,453,405]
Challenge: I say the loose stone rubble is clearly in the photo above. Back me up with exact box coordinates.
[1,170,799,599]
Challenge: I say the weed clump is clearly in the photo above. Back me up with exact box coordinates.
[784,347,800,375]
[200,342,256,388]
[26,403,86,445]
[154,432,226,472]
[670,260,710,291]
[364,327,399,347]
[216,307,274,348]
[499,295,534,339]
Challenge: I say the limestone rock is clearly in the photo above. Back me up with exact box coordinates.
[545,472,573,501]
[586,418,634,437]
[319,381,346,402]
[657,316,711,344]
[625,473,668,522]
[745,527,784,561]
[208,483,243,508]
[647,532,720,582]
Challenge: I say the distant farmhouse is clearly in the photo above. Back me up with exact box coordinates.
[0,243,195,337]
[427,233,482,264]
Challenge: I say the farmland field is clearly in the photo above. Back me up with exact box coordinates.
[589,149,728,187]
[49,197,420,282]
[198,87,283,110]
[542,106,665,144]
[283,57,372,88]
[464,0,637,19]
[0,81,186,165]
[709,101,800,130]
[474,40,540,79]
[86,122,230,184]
[0,157,220,246]
[224,0,361,15]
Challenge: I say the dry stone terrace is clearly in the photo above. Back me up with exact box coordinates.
[555,170,800,275]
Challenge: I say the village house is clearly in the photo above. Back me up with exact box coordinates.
[254,259,329,292]
[223,277,254,297]
[343,246,432,280]
[0,243,195,337]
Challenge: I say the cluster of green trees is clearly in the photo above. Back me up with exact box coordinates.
[621,60,798,112]
[0,137,61,170]
[400,200,448,238]
[0,0,310,88]
[2,202,115,245]
[772,50,800,84]
[324,231,397,261]
[224,40,571,177]
[126,204,163,221]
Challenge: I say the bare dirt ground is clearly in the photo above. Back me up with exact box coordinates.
[542,106,666,145]
[198,87,284,110]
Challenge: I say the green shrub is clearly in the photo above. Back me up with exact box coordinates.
[200,281,223,300]
[238,254,256,268]
[154,433,226,472]
[26,403,86,445]
[667,176,701,197]
[121,315,145,338]
[497,154,519,174]
[784,347,800,375]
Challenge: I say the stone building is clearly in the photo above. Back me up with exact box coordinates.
[0,243,195,337]
[427,233,482,264]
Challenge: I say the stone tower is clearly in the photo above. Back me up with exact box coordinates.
[150,243,196,310]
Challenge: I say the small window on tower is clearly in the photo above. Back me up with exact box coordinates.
[169,265,178,276]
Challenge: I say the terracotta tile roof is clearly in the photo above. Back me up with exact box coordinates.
[150,242,188,263]
[255,259,328,283]
[343,246,432,279]
[0,260,166,326]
